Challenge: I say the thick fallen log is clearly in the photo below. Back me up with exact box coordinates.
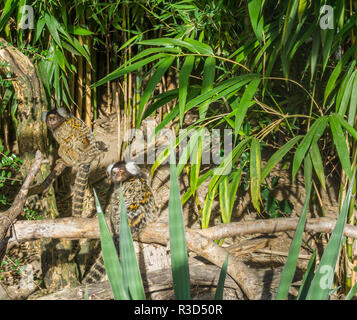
[36,264,243,300]
[5,216,357,300]
[7,217,357,246]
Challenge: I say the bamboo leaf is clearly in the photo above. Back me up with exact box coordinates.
[309,142,326,190]
[0,0,16,31]
[306,169,356,300]
[276,155,312,300]
[199,56,216,118]
[137,56,175,127]
[250,137,261,213]
[139,38,212,55]
[234,78,261,136]
[92,53,171,88]
[44,13,62,49]
[262,135,302,180]
[219,176,230,223]
[292,116,328,180]
[329,115,353,179]
[324,44,357,105]
[348,71,357,126]
[179,55,195,127]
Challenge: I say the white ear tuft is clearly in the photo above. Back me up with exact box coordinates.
[125,161,140,175]
[106,163,115,176]
[57,107,69,118]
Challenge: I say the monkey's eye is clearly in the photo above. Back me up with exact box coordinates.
[112,168,119,174]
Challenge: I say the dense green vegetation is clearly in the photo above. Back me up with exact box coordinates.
[0,0,357,299]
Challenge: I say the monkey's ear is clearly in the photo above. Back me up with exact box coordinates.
[106,163,115,176]
[41,111,48,122]
[56,107,69,118]
[125,161,140,175]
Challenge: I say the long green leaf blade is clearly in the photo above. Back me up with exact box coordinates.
[329,115,353,179]
[275,155,312,300]
[94,189,128,300]
[169,144,191,299]
[179,55,195,127]
[306,169,356,300]
[297,251,317,300]
[119,185,146,300]
[214,254,229,300]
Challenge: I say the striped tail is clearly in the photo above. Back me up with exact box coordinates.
[72,163,90,217]
[82,254,107,284]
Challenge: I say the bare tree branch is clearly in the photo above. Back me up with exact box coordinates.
[0,150,44,259]
[6,215,357,299]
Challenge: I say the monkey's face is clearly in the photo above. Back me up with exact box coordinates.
[108,161,141,184]
[42,108,69,131]
[111,164,132,183]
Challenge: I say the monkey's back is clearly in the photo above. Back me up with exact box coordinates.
[83,176,159,284]
[52,117,99,167]
[110,177,159,243]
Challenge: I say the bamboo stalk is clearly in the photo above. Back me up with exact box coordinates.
[85,34,92,128]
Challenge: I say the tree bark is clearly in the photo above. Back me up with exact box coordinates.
[0,38,80,292]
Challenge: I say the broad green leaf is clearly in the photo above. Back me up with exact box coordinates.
[321,29,334,73]
[248,0,263,41]
[0,0,16,31]
[201,183,218,229]
[324,44,357,105]
[262,135,302,180]
[306,169,355,300]
[169,144,191,300]
[332,113,357,141]
[250,137,261,213]
[310,31,320,80]
[335,62,356,114]
[179,55,195,126]
[139,38,212,55]
[298,0,308,22]
[137,56,175,127]
[229,168,242,215]
[348,72,357,126]
[55,49,66,72]
[44,13,62,49]
[337,69,356,116]
[189,129,203,196]
[329,115,353,178]
[276,156,312,300]
[93,189,128,300]
[292,116,328,180]
[67,25,94,35]
[309,142,326,190]
[234,78,261,136]
[182,169,214,205]
[119,185,145,300]
[219,176,230,223]
[34,16,46,42]
[199,56,216,118]
[92,53,171,88]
